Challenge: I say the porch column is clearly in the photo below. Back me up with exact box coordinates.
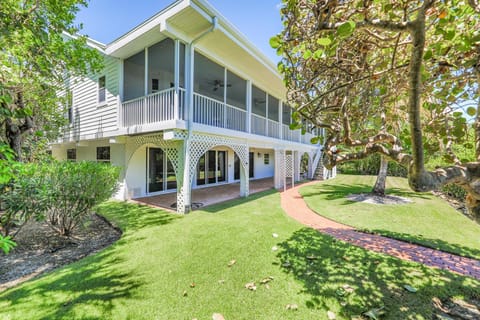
[294,151,301,182]
[239,145,249,197]
[177,139,192,213]
[246,80,252,133]
[274,149,285,189]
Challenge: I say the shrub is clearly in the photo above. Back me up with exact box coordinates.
[338,154,407,177]
[441,183,467,200]
[0,163,48,237]
[45,161,119,236]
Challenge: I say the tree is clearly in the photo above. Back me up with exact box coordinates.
[274,0,480,220]
[0,0,103,161]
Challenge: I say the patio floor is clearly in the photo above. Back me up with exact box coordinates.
[135,177,275,211]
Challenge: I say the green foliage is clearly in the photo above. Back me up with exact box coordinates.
[338,154,407,177]
[0,235,16,254]
[0,163,49,236]
[0,0,103,160]
[441,183,467,200]
[0,143,18,185]
[45,161,120,236]
[0,161,120,240]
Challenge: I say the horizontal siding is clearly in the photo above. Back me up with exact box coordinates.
[67,55,120,139]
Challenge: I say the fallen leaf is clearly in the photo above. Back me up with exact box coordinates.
[282,262,291,268]
[327,310,336,319]
[363,306,385,320]
[271,246,278,251]
[260,276,274,284]
[190,282,196,288]
[265,284,270,290]
[212,313,225,320]
[272,233,279,238]
[306,255,318,260]
[404,284,417,293]
[305,270,313,276]
[228,259,236,267]
[286,304,298,310]
[245,282,257,291]
[182,290,188,297]
[342,284,355,293]
[218,279,225,284]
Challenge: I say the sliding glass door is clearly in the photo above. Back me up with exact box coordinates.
[147,147,177,193]
[196,150,227,186]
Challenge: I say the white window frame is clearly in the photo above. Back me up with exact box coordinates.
[98,75,107,106]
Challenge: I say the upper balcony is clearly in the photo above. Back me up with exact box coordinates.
[119,38,318,145]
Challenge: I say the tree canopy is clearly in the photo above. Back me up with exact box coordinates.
[0,0,103,162]
[273,0,480,220]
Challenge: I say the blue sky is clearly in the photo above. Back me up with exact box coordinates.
[75,0,283,63]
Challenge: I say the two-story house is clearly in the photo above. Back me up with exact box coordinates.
[52,0,335,213]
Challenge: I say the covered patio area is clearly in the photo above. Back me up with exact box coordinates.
[135,177,274,211]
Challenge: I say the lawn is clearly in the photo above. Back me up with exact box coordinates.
[299,174,480,260]
[0,190,479,319]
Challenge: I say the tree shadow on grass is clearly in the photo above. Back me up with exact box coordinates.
[200,189,278,213]
[368,229,480,261]
[95,201,181,233]
[276,227,480,319]
[0,247,141,320]
[300,183,430,204]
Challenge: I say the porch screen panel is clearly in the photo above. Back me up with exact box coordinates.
[124,51,145,101]
[252,86,266,117]
[268,95,279,121]
[148,148,164,193]
[282,103,291,125]
[179,43,186,88]
[148,38,175,93]
[226,71,246,110]
[194,52,225,102]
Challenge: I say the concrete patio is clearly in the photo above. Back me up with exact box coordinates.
[135,177,275,211]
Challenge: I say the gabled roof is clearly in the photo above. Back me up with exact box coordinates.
[86,0,285,98]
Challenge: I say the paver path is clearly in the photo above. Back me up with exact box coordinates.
[280,181,480,280]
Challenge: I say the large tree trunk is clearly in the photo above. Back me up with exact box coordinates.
[372,156,388,196]
[5,118,23,162]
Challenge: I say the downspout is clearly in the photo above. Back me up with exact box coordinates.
[181,15,217,213]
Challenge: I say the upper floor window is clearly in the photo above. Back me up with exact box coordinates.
[282,103,292,125]
[66,90,73,124]
[96,146,110,163]
[98,75,106,104]
[226,70,246,110]
[268,95,279,122]
[252,85,267,117]
[194,51,225,102]
[66,148,76,161]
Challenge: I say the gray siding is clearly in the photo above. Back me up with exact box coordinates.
[67,55,120,140]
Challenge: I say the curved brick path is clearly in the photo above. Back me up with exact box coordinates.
[280,181,480,280]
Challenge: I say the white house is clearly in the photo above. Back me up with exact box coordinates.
[52,0,335,213]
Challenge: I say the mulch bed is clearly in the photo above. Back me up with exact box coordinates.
[0,213,121,292]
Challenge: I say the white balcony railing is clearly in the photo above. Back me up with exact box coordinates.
[193,93,247,132]
[121,88,185,127]
[121,88,316,145]
[267,119,281,139]
[251,114,267,136]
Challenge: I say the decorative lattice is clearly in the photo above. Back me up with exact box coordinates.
[285,153,294,178]
[274,149,285,189]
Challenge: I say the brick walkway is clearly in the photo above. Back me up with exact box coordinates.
[280,181,480,280]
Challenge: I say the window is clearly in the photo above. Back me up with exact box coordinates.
[264,153,270,165]
[98,75,106,104]
[268,95,279,121]
[252,85,267,117]
[151,78,159,92]
[66,90,73,124]
[67,148,76,161]
[96,146,110,163]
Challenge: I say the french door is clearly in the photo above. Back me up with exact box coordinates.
[197,150,227,186]
[147,147,177,193]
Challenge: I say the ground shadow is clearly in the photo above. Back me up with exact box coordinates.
[368,229,480,261]
[275,227,480,319]
[300,183,431,205]
[0,248,142,319]
[200,188,278,213]
[95,201,181,233]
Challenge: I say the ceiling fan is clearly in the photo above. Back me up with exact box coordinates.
[209,79,232,91]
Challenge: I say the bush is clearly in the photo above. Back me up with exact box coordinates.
[441,183,467,200]
[0,163,48,236]
[45,161,120,236]
[338,154,407,177]
[0,161,120,239]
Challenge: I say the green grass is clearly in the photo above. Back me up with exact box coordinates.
[300,174,480,260]
[0,190,479,319]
